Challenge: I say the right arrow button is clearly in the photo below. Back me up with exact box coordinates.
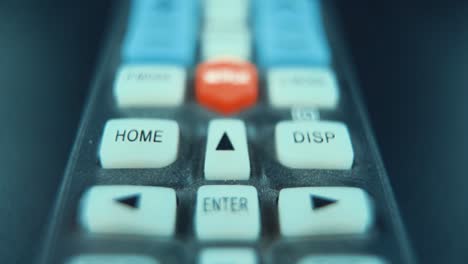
[310,194,337,210]
[278,187,374,237]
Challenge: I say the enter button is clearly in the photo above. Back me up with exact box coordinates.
[195,185,260,241]
[275,121,354,169]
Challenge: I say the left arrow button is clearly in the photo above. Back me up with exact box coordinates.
[115,194,140,209]
[79,186,177,236]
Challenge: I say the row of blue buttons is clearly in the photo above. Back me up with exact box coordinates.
[122,0,330,68]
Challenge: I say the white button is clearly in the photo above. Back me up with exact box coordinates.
[275,121,354,169]
[203,24,250,35]
[99,118,179,169]
[67,254,159,264]
[198,248,257,264]
[298,255,387,264]
[79,185,177,236]
[268,68,339,109]
[114,65,186,107]
[204,0,249,11]
[204,119,250,180]
[204,0,250,25]
[202,31,251,61]
[195,185,260,241]
[278,187,374,237]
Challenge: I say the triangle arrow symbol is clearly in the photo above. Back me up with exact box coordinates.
[310,194,337,210]
[216,132,235,151]
[115,193,140,209]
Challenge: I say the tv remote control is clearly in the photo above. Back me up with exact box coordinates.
[37,0,416,263]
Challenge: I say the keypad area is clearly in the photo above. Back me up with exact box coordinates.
[42,0,411,264]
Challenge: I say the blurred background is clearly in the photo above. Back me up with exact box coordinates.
[0,1,468,263]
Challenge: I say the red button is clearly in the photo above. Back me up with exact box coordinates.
[195,60,258,115]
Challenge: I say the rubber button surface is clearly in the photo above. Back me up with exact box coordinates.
[198,248,257,264]
[67,255,159,264]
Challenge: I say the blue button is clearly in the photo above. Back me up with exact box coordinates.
[254,0,315,32]
[256,26,330,68]
[255,0,331,68]
[129,0,200,30]
[122,0,199,66]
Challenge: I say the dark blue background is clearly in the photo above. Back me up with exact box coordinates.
[0,1,467,263]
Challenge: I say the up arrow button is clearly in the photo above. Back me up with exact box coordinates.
[204,119,250,180]
[216,132,235,151]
